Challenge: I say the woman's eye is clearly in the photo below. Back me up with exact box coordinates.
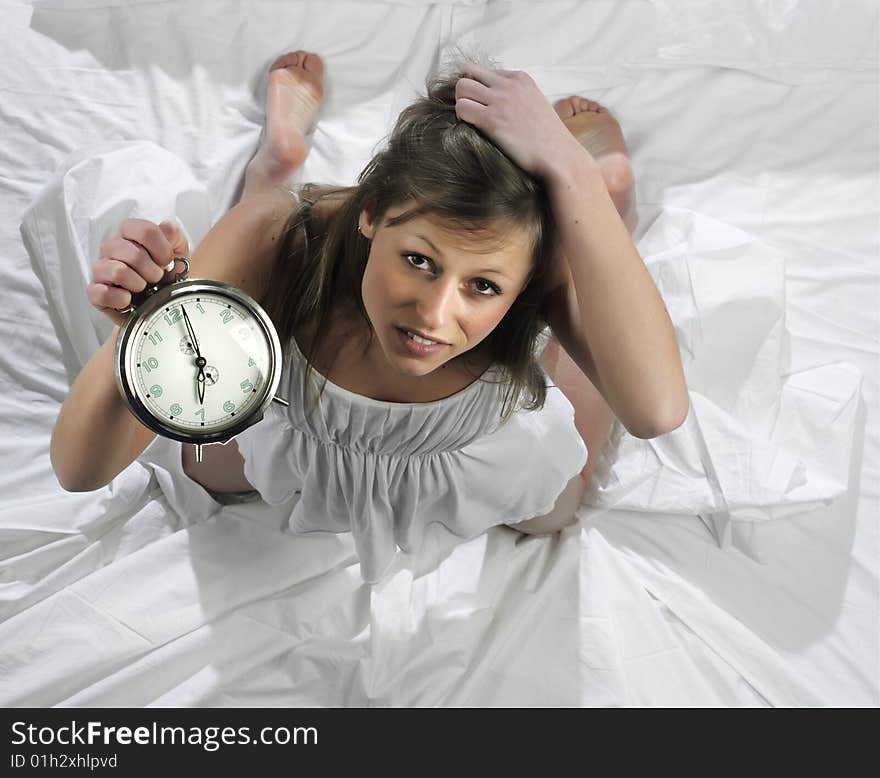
[404,253,431,271]
[403,253,501,297]
[473,278,501,296]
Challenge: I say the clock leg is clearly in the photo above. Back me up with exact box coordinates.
[181,440,255,493]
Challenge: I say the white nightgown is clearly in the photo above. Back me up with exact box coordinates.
[229,327,587,583]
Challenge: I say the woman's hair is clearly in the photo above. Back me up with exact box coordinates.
[261,51,562,424]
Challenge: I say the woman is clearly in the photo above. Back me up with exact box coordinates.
[53,51,687,583]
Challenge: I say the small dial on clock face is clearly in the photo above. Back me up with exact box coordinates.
[128,292,272,435]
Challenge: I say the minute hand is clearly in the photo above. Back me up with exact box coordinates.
[181,306,201,357]
[181,305,206,406]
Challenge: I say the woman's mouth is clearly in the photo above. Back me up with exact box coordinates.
[395,326,449,356]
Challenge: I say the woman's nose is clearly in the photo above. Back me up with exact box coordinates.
[415,279,457,330]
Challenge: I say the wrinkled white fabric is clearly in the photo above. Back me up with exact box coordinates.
[3,0,876,708]
[236,331,588,583]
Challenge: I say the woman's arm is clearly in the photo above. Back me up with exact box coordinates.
[543,153,688,439]
[454,64,687,438]
[51,188,297,492]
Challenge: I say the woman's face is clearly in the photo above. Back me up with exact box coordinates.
[358,202,534,379]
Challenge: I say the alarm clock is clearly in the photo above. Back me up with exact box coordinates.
[112,258,288,463]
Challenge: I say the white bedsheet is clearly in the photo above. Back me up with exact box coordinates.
[0,0,876,707]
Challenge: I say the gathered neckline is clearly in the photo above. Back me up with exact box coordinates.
[289,334,501,409]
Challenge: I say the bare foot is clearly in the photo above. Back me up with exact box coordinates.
[553,96,637,232]
[248,50,325,188]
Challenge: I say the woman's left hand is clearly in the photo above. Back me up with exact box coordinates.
[454,62,588,181]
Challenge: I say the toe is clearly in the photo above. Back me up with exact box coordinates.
[553,98,575,119]
[269,50,324,77]
[577,98,604,113]
[567,96,607,115]
[270,51,300,71]
[302,52,324,76]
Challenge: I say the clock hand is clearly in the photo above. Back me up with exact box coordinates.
[181,305,201,358]
[182,304,207,405]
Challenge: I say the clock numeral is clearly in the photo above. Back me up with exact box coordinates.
[240,379,254,393]
[170,403,183,416]
[150,384,163,397]
[148,330,164,346]
[248,357,256,367]
[223,400,236,413]
[220,309,233,325]
[196,303,205,315]
[143,357,159,373]
[195,407,205,421]
[163,308,182,327]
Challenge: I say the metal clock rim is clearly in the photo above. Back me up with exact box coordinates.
[113,278,284,446]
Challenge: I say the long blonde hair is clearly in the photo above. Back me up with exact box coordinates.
[261,58,563,423]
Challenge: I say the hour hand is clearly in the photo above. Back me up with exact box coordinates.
[197,368,206,405]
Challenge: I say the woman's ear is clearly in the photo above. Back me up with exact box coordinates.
[358,204,376,239]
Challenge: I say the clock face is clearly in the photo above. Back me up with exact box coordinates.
[126,291,272,435]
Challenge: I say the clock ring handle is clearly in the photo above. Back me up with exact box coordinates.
[171,257,190,282]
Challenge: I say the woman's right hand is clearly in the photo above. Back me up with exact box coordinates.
[88,219,191,328]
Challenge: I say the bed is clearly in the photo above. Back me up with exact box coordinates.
[0,0,876,707]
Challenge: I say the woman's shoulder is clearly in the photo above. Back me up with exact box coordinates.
[298,183,349,226]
